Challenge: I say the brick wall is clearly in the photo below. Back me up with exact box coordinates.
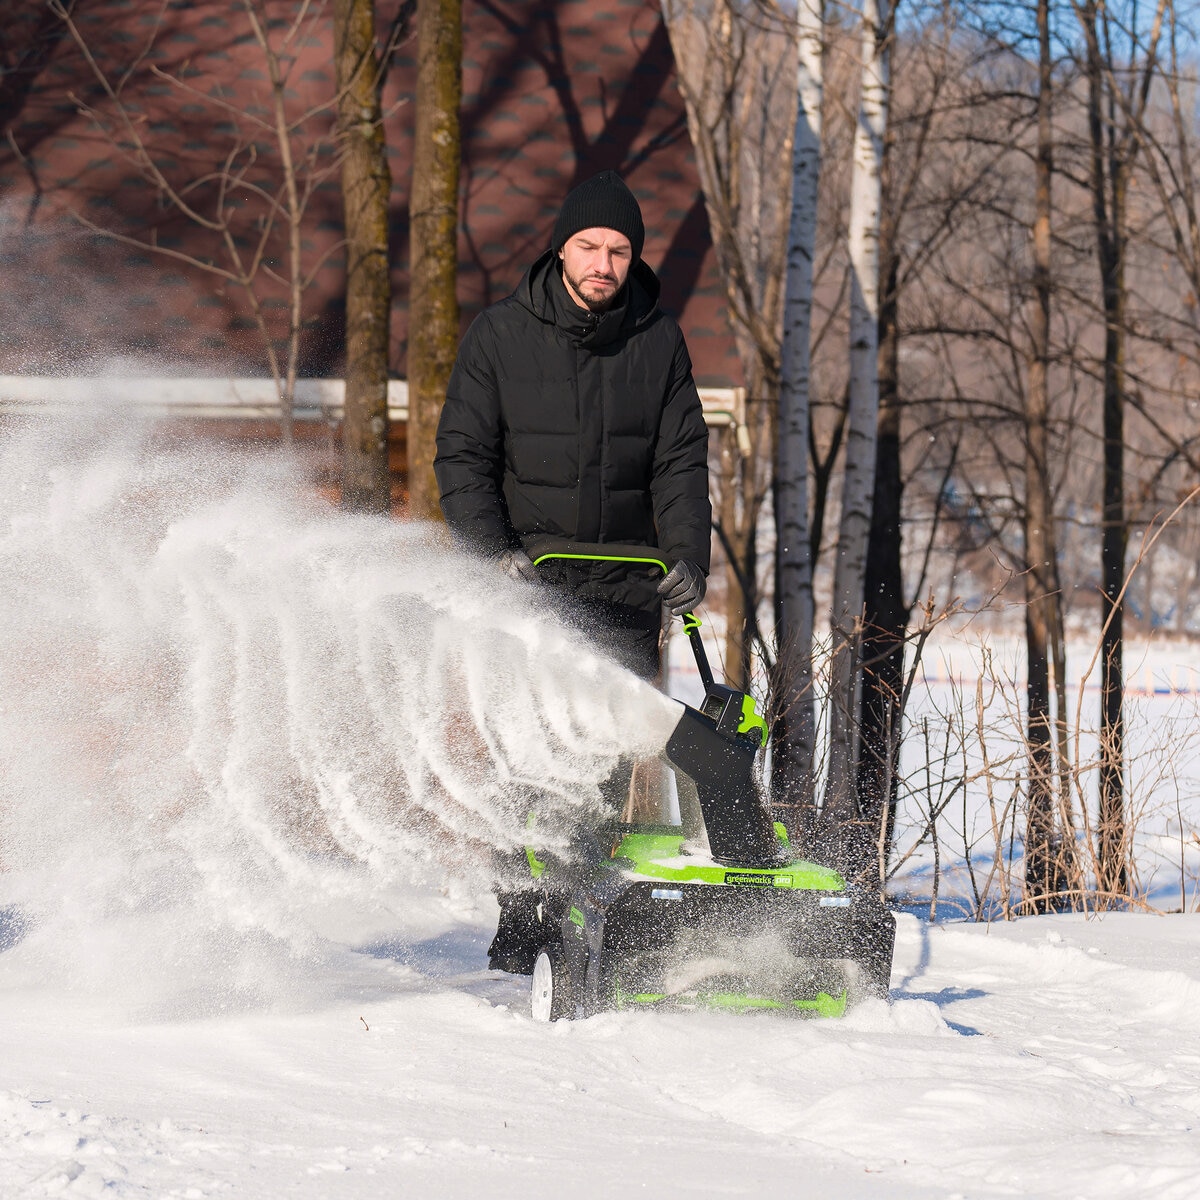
[0,0,740,387]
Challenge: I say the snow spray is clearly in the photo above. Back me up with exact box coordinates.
[0,405,681,1010]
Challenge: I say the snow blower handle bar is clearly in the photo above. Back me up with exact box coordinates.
[519,536,715,689]
[521,538,776,865]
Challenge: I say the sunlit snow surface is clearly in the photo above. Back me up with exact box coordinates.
[3,905,1199,1199]
[3,412,1200,1198]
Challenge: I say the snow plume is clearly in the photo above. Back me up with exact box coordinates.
[0,407,681,1011]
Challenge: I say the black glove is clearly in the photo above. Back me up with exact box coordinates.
[657,559,706,616]
[496,547,540,582]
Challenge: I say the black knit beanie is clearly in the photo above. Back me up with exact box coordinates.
[551,171,645,261]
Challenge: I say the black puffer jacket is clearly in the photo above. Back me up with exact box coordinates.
[435,250,711,627]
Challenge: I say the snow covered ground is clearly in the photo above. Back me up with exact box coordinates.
[4,412,1200,1198]
[4,898,1200,1199]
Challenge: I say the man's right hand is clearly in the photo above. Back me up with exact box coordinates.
[496,547,540,582]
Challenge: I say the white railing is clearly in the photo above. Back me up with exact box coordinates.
[0,376,745,432]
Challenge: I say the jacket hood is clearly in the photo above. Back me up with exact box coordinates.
[515,248,661,347]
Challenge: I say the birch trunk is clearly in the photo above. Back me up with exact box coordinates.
[824,0,887,839]
[772,0,823,833]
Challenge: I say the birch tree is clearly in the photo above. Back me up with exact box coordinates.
[772,0,824,834]
[823,0,888,853]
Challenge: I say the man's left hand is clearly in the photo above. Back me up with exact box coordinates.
[657,560,706,617]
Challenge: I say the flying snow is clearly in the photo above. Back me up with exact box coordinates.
[0,405,680,1009]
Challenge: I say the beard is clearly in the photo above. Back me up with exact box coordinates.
[561,262,623,313]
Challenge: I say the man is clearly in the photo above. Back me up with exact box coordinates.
[434,170,711,680]
[434,172,712,973]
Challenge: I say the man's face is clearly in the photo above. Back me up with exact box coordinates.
[558,227,633,312]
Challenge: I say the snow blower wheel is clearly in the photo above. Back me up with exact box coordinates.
[530,945,574,1022]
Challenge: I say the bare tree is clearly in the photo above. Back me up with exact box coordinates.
[823,0,889,856]
[772,0,824,833]
[1,2,74,224]
[1023,0,1070,910]
[667,0,1200,905]
[406,0,461,522]
[49,0,347,442]
[1075,0,1167,903]
[662,2,792,686]
[851,5,1081,893]
[663,0,793,687]
[335,0,398,514]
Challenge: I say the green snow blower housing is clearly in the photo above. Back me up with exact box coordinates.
[515,538,896,1022]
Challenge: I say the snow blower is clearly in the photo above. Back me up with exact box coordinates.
[513,538,896,1021]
